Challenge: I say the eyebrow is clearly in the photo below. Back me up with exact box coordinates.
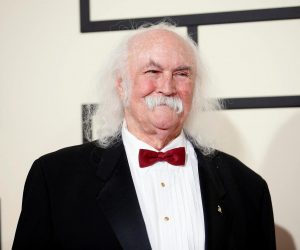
[145,60,163,70]
[145,59,192,72]
[174,66,192,71]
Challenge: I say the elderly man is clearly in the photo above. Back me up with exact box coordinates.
[13,23,276,250]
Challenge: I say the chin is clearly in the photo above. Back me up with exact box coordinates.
[150,117,181,131]
[148,107,184,130]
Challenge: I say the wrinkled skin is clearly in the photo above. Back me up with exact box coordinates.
[116,29,196,150]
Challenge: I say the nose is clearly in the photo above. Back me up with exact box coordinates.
[157,72,176,96]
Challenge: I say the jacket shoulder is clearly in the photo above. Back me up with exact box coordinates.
[206,150,266,187]
[39,141,97,159]
[32,142,105,174]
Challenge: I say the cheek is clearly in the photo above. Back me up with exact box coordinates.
[177,84,194,105]
[182,95,193,113]
[132,77,156,98]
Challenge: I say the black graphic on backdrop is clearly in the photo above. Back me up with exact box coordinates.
[79,1,300,142]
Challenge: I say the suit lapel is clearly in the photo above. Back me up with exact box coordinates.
[92,142,151,250]
[196,149,233,250]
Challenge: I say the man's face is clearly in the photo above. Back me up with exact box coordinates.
[117,30,196,143]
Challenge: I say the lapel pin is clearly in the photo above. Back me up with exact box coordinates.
[217,205,222,214]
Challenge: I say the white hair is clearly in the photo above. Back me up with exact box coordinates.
[90,22,222,155]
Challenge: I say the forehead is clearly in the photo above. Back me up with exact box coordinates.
[127,29,196,70]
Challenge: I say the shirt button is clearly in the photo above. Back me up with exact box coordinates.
[161,182,165,187]
[164,216,170,221]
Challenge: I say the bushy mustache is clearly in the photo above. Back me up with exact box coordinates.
[144,95,183,114]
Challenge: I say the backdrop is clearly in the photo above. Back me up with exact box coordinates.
[0,0,300,249]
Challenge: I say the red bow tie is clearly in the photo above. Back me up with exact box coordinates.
[138,147,186,168]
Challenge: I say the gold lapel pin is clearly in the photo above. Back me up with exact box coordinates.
[217,205,222,214]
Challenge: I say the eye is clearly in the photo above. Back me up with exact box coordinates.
[174,70,190,78]
[145,69,160,74]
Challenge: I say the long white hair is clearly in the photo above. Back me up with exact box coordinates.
[91,22,222,155]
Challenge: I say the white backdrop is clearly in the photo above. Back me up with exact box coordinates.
[1,0,300,249]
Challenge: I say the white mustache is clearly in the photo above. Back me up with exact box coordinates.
[144,95,183,114]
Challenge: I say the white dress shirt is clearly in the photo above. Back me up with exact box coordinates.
[122,124,205,250]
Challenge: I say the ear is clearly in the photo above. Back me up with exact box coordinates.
[115,77,125,99]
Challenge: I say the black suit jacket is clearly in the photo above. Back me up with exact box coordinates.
[13,141,276,250]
